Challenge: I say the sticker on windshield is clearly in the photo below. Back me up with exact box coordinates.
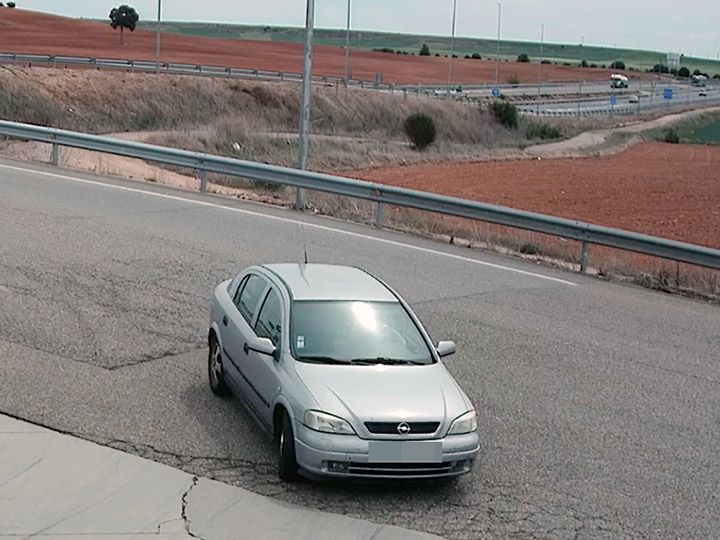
[297,336,305,349]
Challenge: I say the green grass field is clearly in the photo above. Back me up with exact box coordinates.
[136,21,720,76]
[685,121,720,144]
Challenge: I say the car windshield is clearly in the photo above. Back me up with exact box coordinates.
[291,301,434,365]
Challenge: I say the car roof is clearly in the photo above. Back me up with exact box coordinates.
[262,263,397,302]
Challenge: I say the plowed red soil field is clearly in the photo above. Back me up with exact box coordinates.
[1,8,620,85]
[347,142,720,249]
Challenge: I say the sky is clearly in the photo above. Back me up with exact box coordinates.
[16,0,720,59]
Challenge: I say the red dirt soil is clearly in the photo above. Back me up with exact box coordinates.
[1,8,627,85]
[346,143,720,249]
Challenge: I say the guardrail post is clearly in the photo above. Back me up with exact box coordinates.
[580,241,589,273]
[375,201,385,228]
[50,143,61,166]
[197,169,207,193]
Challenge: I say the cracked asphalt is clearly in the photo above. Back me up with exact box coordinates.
[1,160,719,539]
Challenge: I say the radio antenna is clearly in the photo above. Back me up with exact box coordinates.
[301,223,309,264]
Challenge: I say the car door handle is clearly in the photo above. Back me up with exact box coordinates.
[243,342,249,355]
[222,315,228,326]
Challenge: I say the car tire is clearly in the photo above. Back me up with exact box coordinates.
[278,411,299,482]
[208,334,232,398]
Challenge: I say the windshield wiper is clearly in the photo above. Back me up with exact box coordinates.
[297,356,351,365]
[349,357,426,365]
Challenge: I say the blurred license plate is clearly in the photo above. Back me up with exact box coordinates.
[368,441,442,463]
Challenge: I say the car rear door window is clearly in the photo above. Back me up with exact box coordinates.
[255,289,282,346]
[235,275,267,325]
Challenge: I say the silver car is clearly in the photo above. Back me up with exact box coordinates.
[208,263,479,481]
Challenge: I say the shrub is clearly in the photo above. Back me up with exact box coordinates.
[590,63,598,68]
[471,52,481,59]
[610,60,625,70]
[490,102,518,129]
[678,66,690,78]
[373,47,394,54]
[419,43,431,56]
[541,59,551,64]
[7,1,15,6]
[663,129,680,144]
[579,59,589,68]
[526,122,562,140]
[517,53,530,63]
[652,64,669,73]
[670,68,678,76]
[404,113,436,150]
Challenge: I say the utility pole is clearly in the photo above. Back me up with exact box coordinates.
[296,0,315,210]
[344,0,351,86]
[155,0,161,73]
[494,2,502,86]
[447,0,457,93]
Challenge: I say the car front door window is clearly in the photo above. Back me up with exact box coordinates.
[235,274,267,325]
[255,289,282,346]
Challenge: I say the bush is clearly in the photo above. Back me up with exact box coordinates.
[517,53,530,63]
[526,122,562,140]
[7,1,15,6]
[541,59,551,64]
[678,66,690,78]
[579,59,589,68]
[404,113,436,150]
[419,43,431,56]
[651,64,669,73]
[373,47,394,54]
[610,60,625,70]
[471,52,481,60]
[663,129,680,144]
[490,102,518,129]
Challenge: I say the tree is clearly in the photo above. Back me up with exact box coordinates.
[516,53,530,63]
[419,43,430,56]
[109,5,139,45]
[579,59,589,68]
[7,1,15,6]
[610,60,625,70]
[678,66,690,78]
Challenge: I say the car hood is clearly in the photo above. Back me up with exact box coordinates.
[294,362,471,429]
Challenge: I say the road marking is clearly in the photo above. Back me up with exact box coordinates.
[1,163,577,286]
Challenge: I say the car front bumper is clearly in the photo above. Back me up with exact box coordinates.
[294,421,479,480]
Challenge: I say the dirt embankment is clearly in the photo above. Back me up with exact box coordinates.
[0,8,624,85]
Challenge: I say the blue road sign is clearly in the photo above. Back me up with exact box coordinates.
[491,86,500,97]
[610,95,617,105]
[663,88,673,100]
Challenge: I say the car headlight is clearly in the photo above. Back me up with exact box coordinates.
[304,410,355,435]
[448,410,477,435]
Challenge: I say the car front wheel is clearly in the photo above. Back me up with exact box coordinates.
[208,334,232,398]
[278,411,299,482]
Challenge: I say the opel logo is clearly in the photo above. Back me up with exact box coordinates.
[397,422,411,435]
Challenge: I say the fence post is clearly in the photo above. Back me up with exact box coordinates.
[198,169,207,193]
[580,241,589,273]
[375,201,385,228]
[50,143,61,166]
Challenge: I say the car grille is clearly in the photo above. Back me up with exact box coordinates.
[347,462,454,477]
[364,421,440,435]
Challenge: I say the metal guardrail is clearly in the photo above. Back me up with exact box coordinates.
[0,52,394,91]
[0,120,718,271]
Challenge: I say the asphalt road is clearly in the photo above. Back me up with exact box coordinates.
[1,159,719,539]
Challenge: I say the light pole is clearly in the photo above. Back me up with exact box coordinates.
[344,0,351,86]
[494,2,502,87]
[536,23,544,114]
[447,0,457,93]
[155,0,161,73]
[296,0,315,210]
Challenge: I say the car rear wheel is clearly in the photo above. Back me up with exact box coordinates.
[278,411,299,482]
[208,335,232,398]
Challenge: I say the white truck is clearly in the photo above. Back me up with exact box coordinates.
[610,74,629,88]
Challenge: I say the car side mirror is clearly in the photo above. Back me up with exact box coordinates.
[249,337,277,357]
[436,340,456,358]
